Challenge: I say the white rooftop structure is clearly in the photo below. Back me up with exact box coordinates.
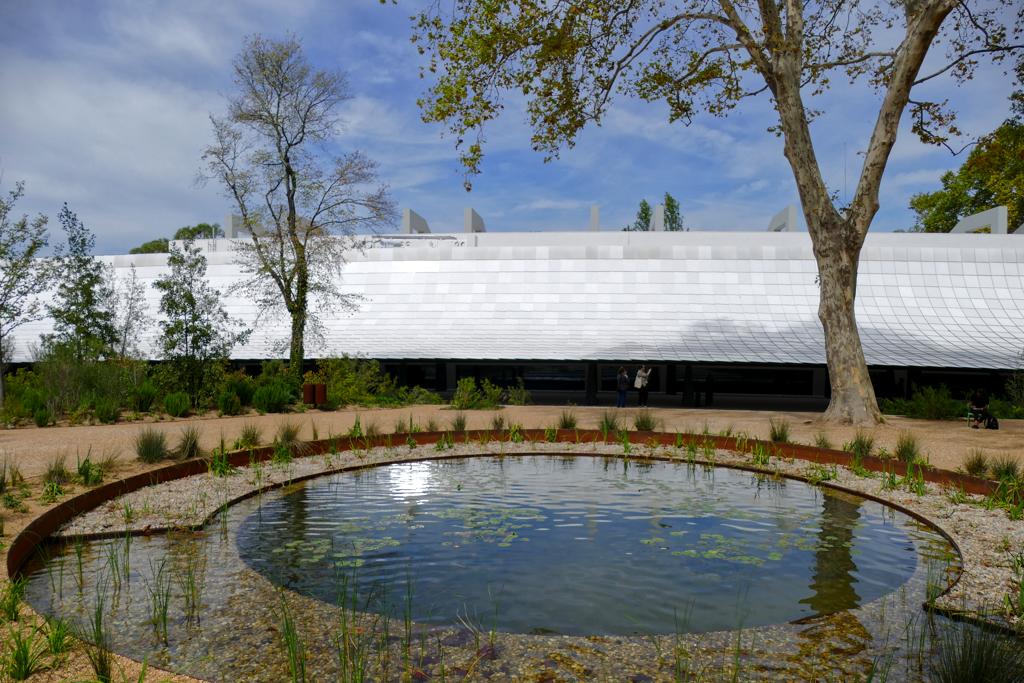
[9,218,1024,372]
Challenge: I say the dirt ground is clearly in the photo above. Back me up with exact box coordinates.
[1,404,1019,482]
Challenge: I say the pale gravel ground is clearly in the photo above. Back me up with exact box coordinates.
[57,436,1024,632]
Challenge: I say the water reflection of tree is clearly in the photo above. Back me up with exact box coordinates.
[800,493,862,616]
[788,493,871,679]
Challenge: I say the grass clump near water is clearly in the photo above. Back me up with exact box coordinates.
[0,577,26,622]
[557,409,579,430]
[3,621,48,680]
[42,454,73,485]
[963,448,989,478]
[275,421,311,461]
[424,415,441,432]
[843,430,875,459]
[134,427,169,464]
[632,408,659,432]
[894,430,922,462]
[163,392,191,418]
[174,425,204,460]
[813,430,833,449]
[449,412,468,431]
[928,623,1024,683]
[767,417,790,443]
[489,413,506,431]
[234,423,263,450]
[598,411,620,434]
[990,455,1021,482]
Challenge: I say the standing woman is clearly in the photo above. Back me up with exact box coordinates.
[616,367,629,408]
[635,364,653,407]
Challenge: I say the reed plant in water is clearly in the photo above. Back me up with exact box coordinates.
[81,588,114,683]
[144,557,172,642]
[43,613,74,659]
[275,592,309,683]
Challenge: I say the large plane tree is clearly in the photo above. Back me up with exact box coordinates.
[412,0,1023,425]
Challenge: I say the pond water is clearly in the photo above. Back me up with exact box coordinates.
[235,456,951,635]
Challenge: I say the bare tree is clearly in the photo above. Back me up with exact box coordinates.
[199,34,397,379]
[413,0,1023,425]
[109,263,153,359]
[0,180,51,408]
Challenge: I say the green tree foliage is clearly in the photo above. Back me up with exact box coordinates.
[129,238,169,254]
[0,181,51,408]
[200,34,397,382]
[623,199,652,231]
[412,0,1023,425]
[46,205,116,361]
[152,238,249,404]
[909,119,1024,233]
[623,193,685,231]
[129,224,223,254]
[664,192,684,231]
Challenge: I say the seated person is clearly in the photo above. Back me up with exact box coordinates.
[969,389,991,429]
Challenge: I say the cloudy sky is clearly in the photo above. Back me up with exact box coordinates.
[0,1,1019,254]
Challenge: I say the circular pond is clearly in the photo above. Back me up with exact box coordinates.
[21,455,957,680]
[242,456,948,635]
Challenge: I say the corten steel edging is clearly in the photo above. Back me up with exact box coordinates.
[8,429,990,579]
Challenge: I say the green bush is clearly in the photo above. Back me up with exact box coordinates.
[450,377,504,410]
[253,381,291,414]
[132,381,158,413]
[33,408,50,428]
[878,397,909,415]
[164,392,191,418]
[990,397,1024,420]
[302,355,442,408]
[217,391,243,416]
[94,398,120,425]
[908,384,962,420]
[228,378,256,406]
[506,377,533,406]
[21,389,46,414]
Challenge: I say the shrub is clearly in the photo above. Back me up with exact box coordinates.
[843,430,875,459]
[506,377,533,406]
[768,417,790,443]
[878,397,908,415]
[134,427,168,464]
[990,455,1020,482]
[228,378,256,406]
[928,623,1024,683]
[557,409,579,430]
[894,430,922,462]
[77,454,102,486]
[175,425,204,460]
[450,377,504,410]
[302,355,441,409]
[94,398,120,425]
[20,389,46,415]
[449,412,468,431]
[32,408,50,428]
[132,381,158,413]
[217,391,243,416]
[632,409,658,432]
[40,482,64,504]
[906,384,962,421]
[963,449,988,478]
[164,392,191,418]
[253,381,291,414]
[598,411,620,434]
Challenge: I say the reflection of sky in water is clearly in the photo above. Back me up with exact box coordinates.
[235,457,955,636]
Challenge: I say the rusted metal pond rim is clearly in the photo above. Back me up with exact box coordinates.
[10,429,988,579]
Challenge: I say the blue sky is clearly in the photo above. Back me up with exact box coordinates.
[0,1,1019,254]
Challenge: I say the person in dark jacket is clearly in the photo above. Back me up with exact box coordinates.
[969,389,991,429]
[616,367,629,408]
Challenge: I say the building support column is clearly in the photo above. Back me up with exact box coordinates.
[666,364,678,395]
[585,362,598,406]
[683,364,694,407]
[435,362,448,393]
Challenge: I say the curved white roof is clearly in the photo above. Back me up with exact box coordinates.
[11,231,1024,369]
